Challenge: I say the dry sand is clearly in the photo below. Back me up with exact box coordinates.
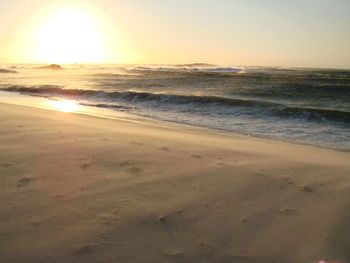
[0,102,349,263]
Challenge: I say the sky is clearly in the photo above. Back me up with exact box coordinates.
[0,0,349,69]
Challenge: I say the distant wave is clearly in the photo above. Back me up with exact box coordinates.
[175,63,215,67]
[126,65,328,75]
[3,85,350,124]
[129,66,244,74]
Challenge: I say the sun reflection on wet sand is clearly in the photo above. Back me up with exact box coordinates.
[47,99,83,112]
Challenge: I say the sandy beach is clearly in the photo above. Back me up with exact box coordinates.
[1,102,350,263]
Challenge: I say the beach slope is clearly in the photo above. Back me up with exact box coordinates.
[0,102,350,263]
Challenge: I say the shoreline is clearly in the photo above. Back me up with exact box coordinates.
[0,93,348,153]
[1,102,350,263]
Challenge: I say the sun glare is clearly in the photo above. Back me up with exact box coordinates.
[37,9,105,64]
[47,99,82,113]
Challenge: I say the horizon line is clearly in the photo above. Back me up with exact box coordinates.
[1,62,350,71]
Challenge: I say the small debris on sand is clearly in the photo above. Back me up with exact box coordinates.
[17,176,32,187]
[300,185,313,192]
[158,215,166,222]
[240,217,249,223]
[278,208,297,215]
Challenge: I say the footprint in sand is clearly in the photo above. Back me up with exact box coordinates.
[118,160,136,168]
[190,154,203,159]
[125,166,142,174]
[79,162,91,170]
[278,208,297,215]
[158,146,171,152]
[117,160,142,174]
[216,161,228,167]
[71,244,96,255]
[78,156,95,170]
[130,141,144,146]
[300,185,313,192]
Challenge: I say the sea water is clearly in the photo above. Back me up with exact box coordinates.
[0,64,349,151]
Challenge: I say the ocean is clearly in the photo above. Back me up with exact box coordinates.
[1,64,349,151]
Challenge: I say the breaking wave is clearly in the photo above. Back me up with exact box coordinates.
[3,85,350,124]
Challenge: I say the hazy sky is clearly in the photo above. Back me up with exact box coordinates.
[0,0,349,68]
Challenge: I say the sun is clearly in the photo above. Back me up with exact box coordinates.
[37,9,105,64]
